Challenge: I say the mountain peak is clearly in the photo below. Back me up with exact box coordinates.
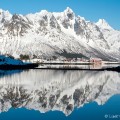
[0,9,12,22]
[63,7,75,20]
[40,10,49,15]
[0,9,7,14]
[64,7,73,13]
[0,9,3,13]
[96,19,113,30]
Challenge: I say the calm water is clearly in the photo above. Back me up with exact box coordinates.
[0,69,120,120]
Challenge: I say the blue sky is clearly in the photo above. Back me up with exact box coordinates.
[0,0,120,30]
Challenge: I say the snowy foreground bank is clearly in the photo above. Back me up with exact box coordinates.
[0,55,38,70]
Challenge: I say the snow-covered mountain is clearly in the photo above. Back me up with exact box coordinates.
[0,7,120,61]
[0,70,120,115]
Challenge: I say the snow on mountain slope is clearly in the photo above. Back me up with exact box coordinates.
[96,19,113,30]
[0,70,120,115]
[96,19,120,59]
[0,8,120,61]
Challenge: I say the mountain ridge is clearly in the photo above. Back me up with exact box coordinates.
[0,7,120,61]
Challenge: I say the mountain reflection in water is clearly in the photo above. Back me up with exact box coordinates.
[0,69,120,116]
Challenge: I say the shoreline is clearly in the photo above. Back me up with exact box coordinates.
[35,66,120,72]
[0,63,39,70]
[0,64,119,72]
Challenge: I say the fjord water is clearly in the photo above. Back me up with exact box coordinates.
[0,69,120,120]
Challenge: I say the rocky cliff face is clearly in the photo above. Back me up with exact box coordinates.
[0,70,120,115]
[0,7,120,61]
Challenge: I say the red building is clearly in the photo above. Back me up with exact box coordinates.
[90,58,102,64]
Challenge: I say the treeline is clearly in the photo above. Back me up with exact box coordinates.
[5,54,30,61]
[20,54,30,60]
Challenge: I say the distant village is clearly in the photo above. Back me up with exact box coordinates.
[30,56,103,64]
[4,53,120,65]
